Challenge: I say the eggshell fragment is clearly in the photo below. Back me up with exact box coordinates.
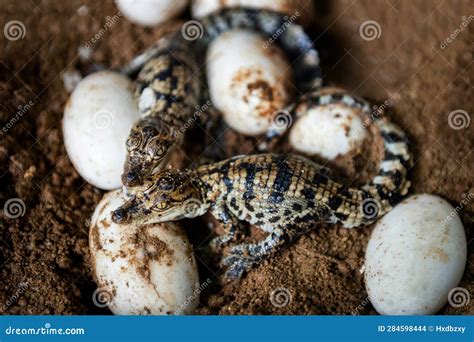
[289,103,367,159]
[116,0,188,27]
[89,190,200,315]
[365,194,467,315]
[207,29,293,136]
[191,0,314,26]
[63,71,140,190]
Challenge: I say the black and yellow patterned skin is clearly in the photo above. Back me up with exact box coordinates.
[112,89,411,279]
[120,7,324,194]
[121,33,202,194]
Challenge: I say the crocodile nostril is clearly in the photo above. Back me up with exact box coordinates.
[111,208,126,223]
[122,171,140,186]
[126,172,138,182]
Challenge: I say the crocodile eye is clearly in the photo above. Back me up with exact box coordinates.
[126,135,141,149]
[146,138,166,158]
[154,146,166,157]
[155,201,169,210]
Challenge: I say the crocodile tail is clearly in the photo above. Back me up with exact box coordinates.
[119,31,197,77]
[297,88,412,227]
[197,7,322,93]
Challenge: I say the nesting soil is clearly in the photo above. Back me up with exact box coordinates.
[0,0,472,315]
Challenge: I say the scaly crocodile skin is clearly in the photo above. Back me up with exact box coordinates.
[111,89,411,279]
[120,33,202,194]
[121,8,323,193]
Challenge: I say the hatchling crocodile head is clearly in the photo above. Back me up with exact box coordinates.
[112,169,206,225]
[122,117,175,191]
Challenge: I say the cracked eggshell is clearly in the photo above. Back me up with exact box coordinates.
[191,0,314,26]
[206,29,293,136]
[63,71,140,190]
[289,103,366,160]
[116,0,188,27]
[365,194,467,315]
[89,190,200,315]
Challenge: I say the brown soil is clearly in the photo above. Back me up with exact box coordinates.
[0,0,472,315]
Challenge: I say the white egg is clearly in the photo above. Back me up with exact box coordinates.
[207,29,293,136]
[365,194,467,315]
[63,71,140,190]
[116,0,188,27]
[89,190,200,315]
[191,0,314,26]
[289,103,367,159]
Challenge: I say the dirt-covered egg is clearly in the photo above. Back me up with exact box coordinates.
[191,0,314,26]
[206,29,293,136]
[63,71,140,190]
[289,99,367,160]
[89,190,200,315]
[116,0,188,27]
[365,194,467,315]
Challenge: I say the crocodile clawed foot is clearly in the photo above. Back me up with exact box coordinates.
[222,252,260,279]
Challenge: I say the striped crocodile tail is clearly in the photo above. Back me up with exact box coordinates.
[118,31,194,77]
[298,87,412,227]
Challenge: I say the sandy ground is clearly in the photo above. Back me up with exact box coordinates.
[0,0,472,314]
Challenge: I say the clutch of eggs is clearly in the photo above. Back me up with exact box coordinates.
[62,71,140,190]
[206,29,294,136]
[89,190,200,315]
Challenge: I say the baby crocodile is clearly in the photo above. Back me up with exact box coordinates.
[120,32,202,194]
[121,8,322,193]
[112,90,411,279]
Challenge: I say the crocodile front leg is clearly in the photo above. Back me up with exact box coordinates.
[208,203,244,251]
